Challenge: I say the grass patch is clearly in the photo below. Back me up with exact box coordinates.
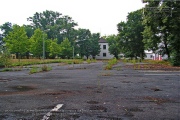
[0,68,13,72]
[104,58,118,70]
[29,65,52,74]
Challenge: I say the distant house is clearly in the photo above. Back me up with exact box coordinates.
[96,38,114,59]
[144,50,168,60]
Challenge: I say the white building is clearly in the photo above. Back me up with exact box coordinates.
[96,38,114,59]
[144,50,168,60]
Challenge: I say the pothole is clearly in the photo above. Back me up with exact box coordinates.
[150,88,162,92]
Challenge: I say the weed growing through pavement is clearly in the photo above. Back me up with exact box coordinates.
[104,58,118,70]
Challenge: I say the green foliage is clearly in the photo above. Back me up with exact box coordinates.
[59,38,72,59]
[171,52,180,66]
[86,59,91,64]
[29,66,38,74]
[0,22,12,38]
[49,39,61,58]
[142,1,180,66]
[117,9,144,59]
[27,10,78,43]
[0,68,13,72]
[29,29,48,58]
[89,33,101,59]
[4,25,29,59]
[106,35,120,59]
[0,50,12,68]
[104,58,118,70]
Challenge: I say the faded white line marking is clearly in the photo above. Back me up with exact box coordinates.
[42,104,63,120]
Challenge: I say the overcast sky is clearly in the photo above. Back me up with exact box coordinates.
[0,0,145,36]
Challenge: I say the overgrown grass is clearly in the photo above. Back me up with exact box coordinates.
[10,59,87,67]
[0,68,13,72]
[104,58,118,70]
[29,65,52,74]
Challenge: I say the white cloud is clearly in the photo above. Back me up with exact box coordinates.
[0,0,145,36]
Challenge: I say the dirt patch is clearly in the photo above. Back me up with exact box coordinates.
[144,96,171,105]
[89,105,107,112]
[125,64,180,71]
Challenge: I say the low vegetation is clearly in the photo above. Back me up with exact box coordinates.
[104,58,118,70]
[29,65,52,74]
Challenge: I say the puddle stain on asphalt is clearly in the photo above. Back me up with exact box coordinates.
[10,86,36,91]
[0,85,36,96]
[39,90,72,96]
[87,101,99,104]
[89,105,107,112]
[0,78,11,82]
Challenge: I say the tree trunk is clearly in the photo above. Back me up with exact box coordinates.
[164,39,170,59]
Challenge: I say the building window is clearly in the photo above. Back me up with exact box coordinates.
[103,53,106,57]
[150,55,153,58]
[103,45,106,49]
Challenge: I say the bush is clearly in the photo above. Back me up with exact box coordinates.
[0,50,12,68]
[171,53,180,66]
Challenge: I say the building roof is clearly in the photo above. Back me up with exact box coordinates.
[98,38,108,43]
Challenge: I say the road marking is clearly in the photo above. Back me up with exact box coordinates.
[42,104,63,120]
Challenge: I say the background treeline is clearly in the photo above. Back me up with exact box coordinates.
[0,1,180,66]
[0,10,100,60]
[107,1,180,66]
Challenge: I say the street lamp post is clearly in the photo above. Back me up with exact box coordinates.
[42,29,50,59]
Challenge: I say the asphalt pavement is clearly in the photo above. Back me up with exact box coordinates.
[0,61,179,120]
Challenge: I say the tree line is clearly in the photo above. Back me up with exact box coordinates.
[0,10,100,60]
[106,1,180,66]
[0,1,180,66]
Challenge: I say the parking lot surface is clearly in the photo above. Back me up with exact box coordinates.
[0,61,179,120]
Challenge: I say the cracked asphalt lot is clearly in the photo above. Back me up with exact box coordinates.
[0,61,179,120]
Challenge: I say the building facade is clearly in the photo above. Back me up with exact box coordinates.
[96,38,114,59]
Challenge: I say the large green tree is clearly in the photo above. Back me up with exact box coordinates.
[29,29,49,58]
[106,35,120,59]
[89,33,100,59]
[117,9,145,59]
[4,25,29,59]
[59,38,72,59]
[143,1,180,66]
[76,28,91,59]
[49,39,61,58]
[27,10,78,43]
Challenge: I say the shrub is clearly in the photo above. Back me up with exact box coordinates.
[41,65,48,71]
[171,53,180,66]
[0,50,12,68]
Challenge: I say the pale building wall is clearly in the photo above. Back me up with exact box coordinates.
[96,43,114,59]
